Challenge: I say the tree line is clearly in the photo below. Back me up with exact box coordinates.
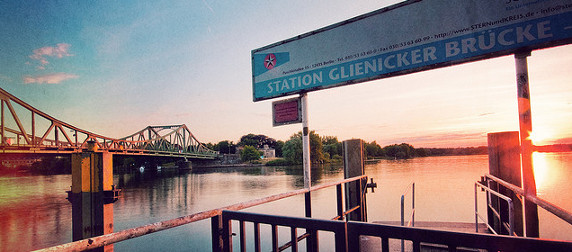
[207,132,487,165]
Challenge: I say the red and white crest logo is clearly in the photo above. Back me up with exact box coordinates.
[264,53,276,70]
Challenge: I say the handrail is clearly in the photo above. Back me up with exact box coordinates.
[400,182,415,252]
[34,175,367,252]
[474,181,515,235]
[485,174,572,226]
[400,182,415,227]
[221,210,572,252]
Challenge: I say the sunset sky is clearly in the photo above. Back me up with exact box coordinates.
[1,0,572,148]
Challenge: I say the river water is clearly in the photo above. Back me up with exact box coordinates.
[0,154,571,251]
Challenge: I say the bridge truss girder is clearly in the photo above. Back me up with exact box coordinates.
[0,88,217,159]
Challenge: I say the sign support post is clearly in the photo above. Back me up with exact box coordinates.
[301,92,311,189]
[515,51,539,237]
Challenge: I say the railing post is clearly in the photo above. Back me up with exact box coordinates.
[221,212,233,252]
[336,184,344,220]
[412,183,415,227]
[401,194,405,252]
[305,191,319,252]
[475,183,479,232]
[211,214,223,252]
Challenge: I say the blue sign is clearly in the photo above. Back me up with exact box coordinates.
[252,0,572,101]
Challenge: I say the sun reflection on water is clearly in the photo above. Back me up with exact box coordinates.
[532,152,550,194]
[532,152,566,196]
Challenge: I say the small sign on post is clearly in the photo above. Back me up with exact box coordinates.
[272,97,302,127]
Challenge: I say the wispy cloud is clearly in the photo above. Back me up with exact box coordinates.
[0,74,12,82]
[202,0,215,13]
[23,73,78,84]
[28,43,73,69]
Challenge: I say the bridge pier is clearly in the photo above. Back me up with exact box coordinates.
[177,159,192,170]
[67,142,119,252]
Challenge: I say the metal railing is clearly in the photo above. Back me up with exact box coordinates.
[222,210,572,252]
[474,180,515,235]
[347,220,572,252]
[484,174,572,226]
[400,182,415,252]
[35,175,368,252]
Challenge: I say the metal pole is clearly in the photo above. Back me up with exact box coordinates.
[515,51,539,237]
[401,195,405,252]
[475,183,479,233]
[412,183,415,227]
[516,52,537,236]
[301,93,315,251]
[301,93,311,189]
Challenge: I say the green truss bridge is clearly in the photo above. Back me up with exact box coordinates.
[0,87,217,159]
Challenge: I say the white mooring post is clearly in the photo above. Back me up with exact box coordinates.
[515,51,539,238]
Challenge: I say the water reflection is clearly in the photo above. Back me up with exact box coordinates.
[0,175,72,251]
[2,155,571,251]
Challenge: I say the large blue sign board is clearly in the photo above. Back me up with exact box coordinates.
[252,0,572,101]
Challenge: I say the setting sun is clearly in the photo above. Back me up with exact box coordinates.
[528,128,554,146]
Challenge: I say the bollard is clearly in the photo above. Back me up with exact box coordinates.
[488,132,524,236]
[343,139,367,222]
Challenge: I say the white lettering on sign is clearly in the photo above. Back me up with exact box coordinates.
[446,21,553,58]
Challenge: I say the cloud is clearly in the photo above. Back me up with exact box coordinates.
[23,73,78,84]
[0,74,12,82]
[28,43,73,69]
[202,0,215,13]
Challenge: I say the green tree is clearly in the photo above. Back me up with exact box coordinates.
[282,131,325,164]
[216,140,236,154]
[364,141,384,158]
[383,143,415,159]
[238,134,277,149]
[322,136,342,160]
[240,145,262,162]
[283,136,303,164]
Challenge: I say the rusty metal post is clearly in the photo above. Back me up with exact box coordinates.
[515,52,539,237]
[68,141,118,252]
[343,139,366,222]
[488,132,524,236]
[211,215,223,252]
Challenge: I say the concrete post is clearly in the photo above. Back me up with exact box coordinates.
[343,139,367,222]
[68,142,117,252]
[488,132,524,236]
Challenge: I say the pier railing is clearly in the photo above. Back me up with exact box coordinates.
[400,182,415,252]
[474,179,515,235]
[483,174,572,226]
[477,173,572,237]
[222,210,572,252]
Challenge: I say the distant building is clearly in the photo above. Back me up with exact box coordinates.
[259,145,275,159]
